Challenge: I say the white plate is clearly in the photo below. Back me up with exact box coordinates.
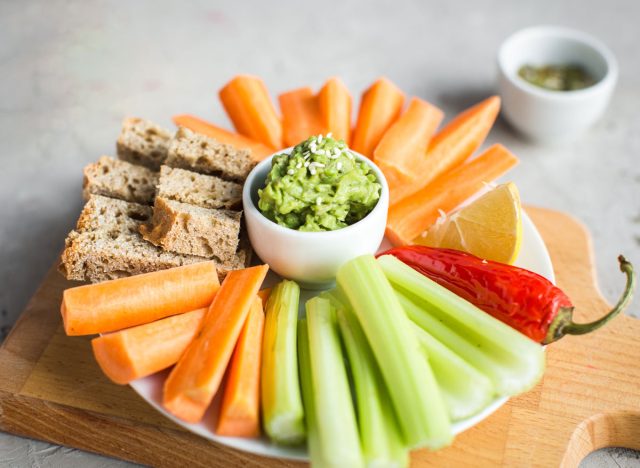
[129,209,554,461]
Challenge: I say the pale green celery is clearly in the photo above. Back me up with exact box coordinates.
[336,255,452,450]
[261,280,305,444]
[306,297,364,468]
[335,302,409,468]
[397,292,508,389]
[408,317,494,421]
[297,319,321,464]
[378,255,545,396]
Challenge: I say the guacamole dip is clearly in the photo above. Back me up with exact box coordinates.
[258,134,381,231]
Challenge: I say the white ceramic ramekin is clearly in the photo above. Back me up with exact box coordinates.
[242,149,389,289]
[498,26,617,142]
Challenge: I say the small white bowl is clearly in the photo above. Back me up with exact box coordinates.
[242,149,389,289]
[498,26,617,142]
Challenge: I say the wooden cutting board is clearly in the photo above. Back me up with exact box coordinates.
[0,207,638,467]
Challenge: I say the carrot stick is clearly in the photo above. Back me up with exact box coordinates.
[279,87,325,147]
[385,144,519,246]
[351,78,405,158]
[318,77,352,144]
[172,114,274,161]
[61,262,220,336]
[92,308,207,385]
[219,75,282,149]
[163,264,269,423]
[373,97,444,187]
[216,296,265,437]
[389,96,501,204]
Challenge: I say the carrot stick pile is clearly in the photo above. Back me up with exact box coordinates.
[63,260,271,437]
[172,75,515,245]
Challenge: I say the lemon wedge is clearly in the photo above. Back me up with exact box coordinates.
[414,183,522,264]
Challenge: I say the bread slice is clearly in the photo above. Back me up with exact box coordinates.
[75,194,152,234]
[83,156,159,204]
[117,117,171,170]
[157,166,242,210]
[140,197,241,262]
[60,229,206,283]
[60,195,248,283]
[165,127,256,181]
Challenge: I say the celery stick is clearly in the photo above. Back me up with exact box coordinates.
[261,280,305,444]
[408,318,494,421]
[379,255,545,396]
[336,304,409,468]
[297,319,321,463]
[336,255,452,450]
[306,297,364,468]
[397,292,508,389]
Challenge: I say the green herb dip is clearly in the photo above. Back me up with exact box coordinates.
[258,134,381,231]
[518,64,595,91]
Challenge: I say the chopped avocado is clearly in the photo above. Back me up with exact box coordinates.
[258,135,381,231]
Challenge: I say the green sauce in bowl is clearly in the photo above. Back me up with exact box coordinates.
[258,135,381,232]
[518,64,596,91]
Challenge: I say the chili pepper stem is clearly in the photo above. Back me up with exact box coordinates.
[543,256,636,344]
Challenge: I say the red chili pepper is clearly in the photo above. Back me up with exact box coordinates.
[379,246,635,344]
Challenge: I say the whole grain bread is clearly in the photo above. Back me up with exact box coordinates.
[140,197,241,261]
[117,118,171,170]
[75,194,152,234]
[60,195,249,283]
[157,165,242,210]
[60,229,205,282]
[83,156,158,204]
[165,127,256,181]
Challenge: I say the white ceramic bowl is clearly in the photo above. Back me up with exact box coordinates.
[242,149,389,289]
[498,26,617,142]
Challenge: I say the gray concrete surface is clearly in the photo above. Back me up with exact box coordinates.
[1,0,639,466]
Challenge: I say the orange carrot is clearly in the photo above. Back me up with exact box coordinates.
[172,114,274,161]
[219,75,282,149]
[163,265,269,423]
[258,287,272,304]
[351,78,405,157]
[92,308,207,385]
[373,97,444,187]
[216,296,265,437]
[61,262,220,336]
[318,77,352,144]
[279,87,325,147]
[389,96,501,204]
[385,144,519,246]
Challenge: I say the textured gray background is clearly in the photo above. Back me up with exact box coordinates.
[1,0,639,466]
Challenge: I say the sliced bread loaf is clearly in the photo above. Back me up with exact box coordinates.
[83,156,158,204]
[140,197,242,262]
[157,166,242,210]
[165,127,256,181]
[61,195,249,283]
[117,117,171,170]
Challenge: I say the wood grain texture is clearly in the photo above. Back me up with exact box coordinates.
[0,207,638,467]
